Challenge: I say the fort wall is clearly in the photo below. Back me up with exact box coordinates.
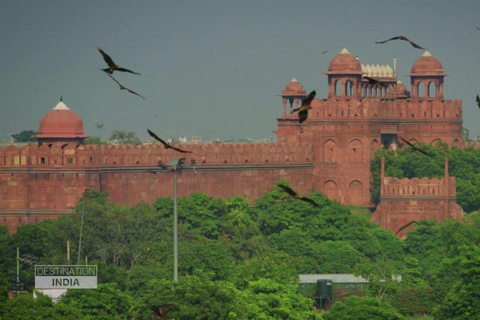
[0,142,314,232]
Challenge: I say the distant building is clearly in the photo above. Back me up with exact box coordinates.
[0,48,464,235]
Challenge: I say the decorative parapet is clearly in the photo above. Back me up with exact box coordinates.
[0,141,314,167]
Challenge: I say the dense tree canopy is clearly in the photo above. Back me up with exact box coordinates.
[1,179,479,318]
[11,130,38,142]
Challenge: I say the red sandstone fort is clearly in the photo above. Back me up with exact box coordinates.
[0,48,465,236]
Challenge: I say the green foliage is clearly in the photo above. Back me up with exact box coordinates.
[388,286,438,317]
[323,296,406,320]
[433,245,480,320]
[11,130,37,142]
[239,278,323,319]
[58,283,132,319]
[109,130,142,145]
[4,182,480,318]
[135,272,241,320]
[83,136,107,145]
[0,292,79,320]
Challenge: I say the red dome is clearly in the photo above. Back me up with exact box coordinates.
[282,78,306,96]
[410,51,445,76]
[36,101,87,139]
[396,81,409,97]
[327,48,363,74]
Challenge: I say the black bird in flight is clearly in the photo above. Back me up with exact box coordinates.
[98,48,141,75]
[395,221,418,236]
[476,27,480,31]
[476,95,480,109]
[364,76,388,87]
[399,137,432,157]
[106,74,145,99]
[321,50,328,55]
[277,184,318,207]
[147,129,192,153]
[375,36,425,50]
[292,90,316,123]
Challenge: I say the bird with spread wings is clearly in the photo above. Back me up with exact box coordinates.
[98,47,141,75]
[364,76,389,87]
[292,90,316,123]
[147,129,192,154]
[395,221,418,236]
[106,74,145,99]
[277,184,318,206]
[399,137,432,157]
[375,36,425,50]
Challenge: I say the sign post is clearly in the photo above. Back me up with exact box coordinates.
[35,265,97,289]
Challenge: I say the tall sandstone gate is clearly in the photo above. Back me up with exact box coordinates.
[0,48,463,234]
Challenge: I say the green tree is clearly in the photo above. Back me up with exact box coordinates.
[11,130,37,142]
[323,296,405,320]
[0,292,79,320]
[462,127,472,142]
[136,272,242,320]
[354,257,402,304]
[109,130,142,145]
[84,136,107,145]
[238,278,323,319]
[58,283,133,319]
[434,245,480,320]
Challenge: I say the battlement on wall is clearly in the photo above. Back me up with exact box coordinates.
[381,176,456,197]
[464,142,480,148]
[379,157,455,198]
[0,141,314,167]
[299,98,462,121]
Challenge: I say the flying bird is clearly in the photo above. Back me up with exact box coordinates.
[147,129,192,153]
[321,50,328,55]
[277,184,318,206]
[364,76,388,87]
[399,137,432,157]
[292,90,316,123]
[476,27,480,31]
[476,95,479,109]
[106,74,145,99]
[375,36,425,50]
[395,221,418,236]
[98,47,141,75]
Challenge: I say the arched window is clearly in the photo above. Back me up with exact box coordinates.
[428,82,436,97]
[345,80,354,96]
[324,139,337,162]
[348,139,363,162]
[417,81,425,97]
[348,180,363,205]
[335,80,341,96]
[323,180,339,201]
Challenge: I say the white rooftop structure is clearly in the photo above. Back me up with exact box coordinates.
[299,274,402,283]
[361,64,394,77]
[52,101,69,110]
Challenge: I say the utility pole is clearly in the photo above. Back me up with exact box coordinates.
[77,189,88,265]
[16,247,19,283]
[150,158,196,282]
[173,170,178,282]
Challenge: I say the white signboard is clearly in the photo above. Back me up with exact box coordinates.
[35,265,97,289]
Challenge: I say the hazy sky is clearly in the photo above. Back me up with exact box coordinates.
[1,0,479,142]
